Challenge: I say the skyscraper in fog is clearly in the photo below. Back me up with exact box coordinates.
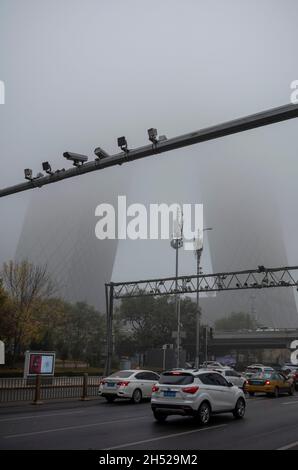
[16,123,298,327]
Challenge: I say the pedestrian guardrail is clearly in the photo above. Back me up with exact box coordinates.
[0,374,101,403]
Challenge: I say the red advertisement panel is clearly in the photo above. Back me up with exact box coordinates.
[29,354,42,374]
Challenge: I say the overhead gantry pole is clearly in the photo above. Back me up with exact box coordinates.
[1,103,298,198]
[104,265,298,374]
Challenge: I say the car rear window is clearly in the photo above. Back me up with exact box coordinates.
[246,367,261,373]
[159,372,194,385]
[109,370,134,378]
[253,372,272,379]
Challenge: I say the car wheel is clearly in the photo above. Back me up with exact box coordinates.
[105,396,116,403]
[153,410,167,423]
[195,401,211,425]
[273,387,279,398]
[288,384,295,396]
[249,392,255,397]
[131,388,142,404]
[233,398,245,419]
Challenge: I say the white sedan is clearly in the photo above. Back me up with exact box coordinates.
[215,368,247,389]
[98,369,160,403]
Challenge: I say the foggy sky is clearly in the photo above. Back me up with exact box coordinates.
[1,1,298,325]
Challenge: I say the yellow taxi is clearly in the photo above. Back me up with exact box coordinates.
[245,371,294,398]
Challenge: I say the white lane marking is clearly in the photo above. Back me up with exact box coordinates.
[105,424,227,450]
[4,415,148,439]
[281,401,298,405]
[278,441,298,450]
[0,410,85,422]
[246,397,267,402]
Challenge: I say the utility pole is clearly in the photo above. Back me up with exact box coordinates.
[194,227,212,369]
[195,247,202,369]
[250,293,257,326]
[205,326,208,363]
[171,208,183,368]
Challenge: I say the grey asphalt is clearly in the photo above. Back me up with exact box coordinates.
[0,394,298,450]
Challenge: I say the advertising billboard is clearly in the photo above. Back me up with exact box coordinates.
[24,351,55,377]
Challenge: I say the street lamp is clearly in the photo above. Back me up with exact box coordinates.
[170,208,183,368]
[194,227,212,368]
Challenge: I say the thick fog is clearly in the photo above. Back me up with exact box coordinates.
[0,0,298,325]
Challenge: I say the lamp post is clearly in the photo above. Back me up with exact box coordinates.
[194,227,212,369]
[170,209,183,368]
[205,325,208,363]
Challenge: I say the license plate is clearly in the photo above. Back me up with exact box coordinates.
[250,381,264,385]
[106,382,115,387]
[164,391,176,397]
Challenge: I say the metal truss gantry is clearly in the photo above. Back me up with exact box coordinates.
[104,265,298,374]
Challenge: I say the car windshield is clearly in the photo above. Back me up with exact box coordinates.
[159,372,194,385]
[109,370,134,378]
[246,367,261,374]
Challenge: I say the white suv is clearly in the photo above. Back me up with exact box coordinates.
[151,370,246,424]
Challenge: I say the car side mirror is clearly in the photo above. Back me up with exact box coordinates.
[228,382,234,387]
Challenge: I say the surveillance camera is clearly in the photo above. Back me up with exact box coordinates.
[147,128,158,144]
[94,147,110,160]
[63,152,88,166]
[117,136,128,151]
[24,168,33,180]
[42,161,53,174]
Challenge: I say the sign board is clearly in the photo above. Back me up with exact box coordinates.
[0,341,4,364]
[24,351,55,378]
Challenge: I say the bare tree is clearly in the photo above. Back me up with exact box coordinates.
[1,260,56,365]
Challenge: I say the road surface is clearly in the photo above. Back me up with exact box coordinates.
[0,394,298,450]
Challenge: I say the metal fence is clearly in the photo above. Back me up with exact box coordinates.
[0,375,101,403]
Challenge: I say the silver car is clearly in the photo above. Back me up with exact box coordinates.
[99,369,160,403]
[214,368,247,389]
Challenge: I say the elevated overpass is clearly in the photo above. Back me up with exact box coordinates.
[210,329,298,353]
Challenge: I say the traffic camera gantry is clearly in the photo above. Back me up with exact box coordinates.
[104,265,298,375]
[0,102,298,198]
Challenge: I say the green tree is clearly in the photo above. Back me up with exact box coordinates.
[119,295,176,353]
[63,302,105,366]
[30,298,70,352]
[0,280,13,348]
[31,300,105,367]
[1,260,56,364]
[118,295,200,359]
[0,280,7,308]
